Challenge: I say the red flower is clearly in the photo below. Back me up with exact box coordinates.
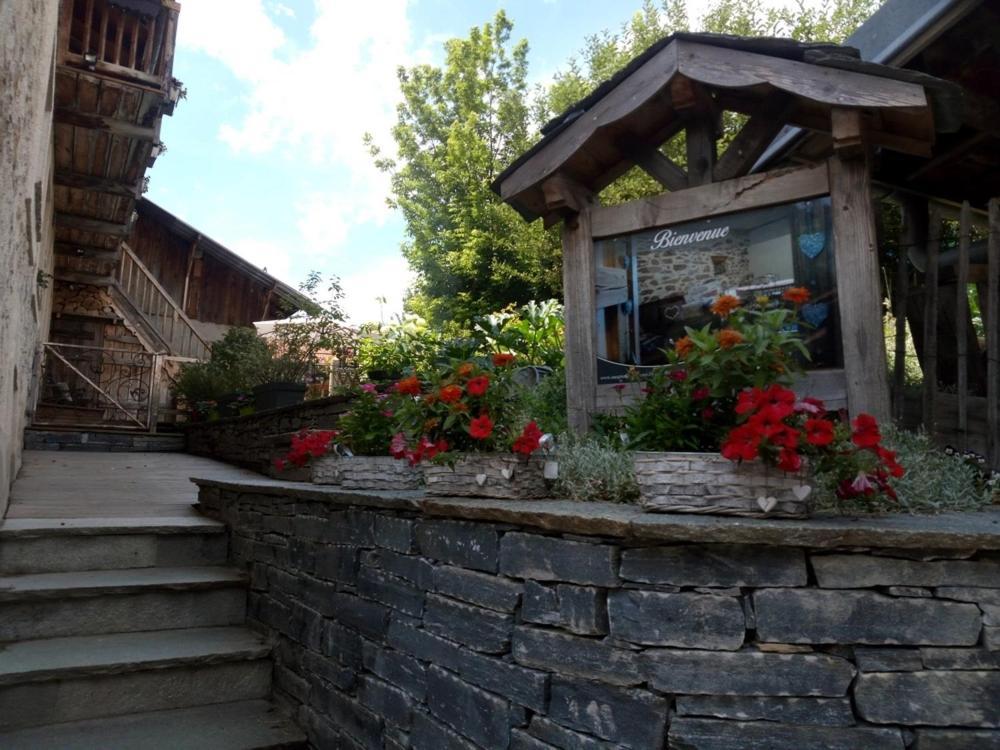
[735,387,765,415]
[396,376,421,396]
[776,448,802,473]
[439,384,463,403]
[795,396,827,416]
[721,425,761,461]
[804,418,835,447]
[512,421,543,455]
[613,383,627,393]
[877,446,905,478]
[670,369,688,382]
[273,458,286,472]
[692,386,711,401]
[469,414,494,440]
[770,426,800,450]
[701,407,715,420]
[492,353,516,367]
[851,413,881,448]
[782,286,811,305]
[761,385,796,417]
[466,375,490,397]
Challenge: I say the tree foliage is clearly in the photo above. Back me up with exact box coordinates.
[376,0,882,323]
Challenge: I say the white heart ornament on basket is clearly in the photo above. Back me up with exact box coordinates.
[475,473,487,486]
[792,485,812,501]
[501,467,515,481]
[757,496,778,513]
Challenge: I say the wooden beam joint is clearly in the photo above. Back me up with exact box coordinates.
[542,173,594,229]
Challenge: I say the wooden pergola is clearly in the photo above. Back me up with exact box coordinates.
[494,33,953,432]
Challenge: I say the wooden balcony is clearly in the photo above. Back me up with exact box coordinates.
[52,0,181,282]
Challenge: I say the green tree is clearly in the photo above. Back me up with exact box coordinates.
[370,12,561,325]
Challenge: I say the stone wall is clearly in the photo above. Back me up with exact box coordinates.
[196,480,1000,750]
[636,234,750,305]
[0,0,58,515]
[185,395,353,475]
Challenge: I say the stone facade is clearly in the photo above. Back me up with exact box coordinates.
[184,395,353,476]
[0,0,59,514]
[196,482,1000,749]
[636,234,750,306]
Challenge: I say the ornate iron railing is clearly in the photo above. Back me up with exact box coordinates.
[36,342,158,430]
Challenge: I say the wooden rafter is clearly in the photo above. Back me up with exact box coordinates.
[54,169,142,198]
[713,94,795,181]
[54,241,121,261]
[628,148,688,191]
[54,106,158,141]
[55,212,133,237]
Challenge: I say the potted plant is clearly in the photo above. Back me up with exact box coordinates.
[250,354,310,412]
[389,354,552,499]
[310,383,422,490]
[629,288,863,516]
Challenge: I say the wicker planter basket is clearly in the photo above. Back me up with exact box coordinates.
[423,454,550,499]
[634,451,811,518]
[312,455,422,491]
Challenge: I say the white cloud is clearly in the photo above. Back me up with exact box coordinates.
[227,237,293,288]
[339,254,413,325]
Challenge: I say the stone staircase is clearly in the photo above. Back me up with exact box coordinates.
[0,516,306,748]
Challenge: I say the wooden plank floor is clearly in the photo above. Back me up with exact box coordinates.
[7,451,261,519]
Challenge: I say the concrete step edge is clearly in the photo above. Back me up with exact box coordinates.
[0,627,270,686]
[0,566,247,602]
[0,517,225,538]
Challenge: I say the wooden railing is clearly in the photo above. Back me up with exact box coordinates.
[59,0,180,89]
[117,242,211,360]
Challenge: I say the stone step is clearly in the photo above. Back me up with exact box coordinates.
[24,430,186,453]
[0,700,306,749]
[0,566,248,641]
[0,627,272,730]
[0,517,227,574]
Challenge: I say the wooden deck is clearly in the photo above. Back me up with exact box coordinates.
[7,451,260,519]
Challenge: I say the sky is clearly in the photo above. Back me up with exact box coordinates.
[148,0,801,325]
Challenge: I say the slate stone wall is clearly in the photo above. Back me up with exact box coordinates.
[184,395,352,475]
[197,485,1000,750]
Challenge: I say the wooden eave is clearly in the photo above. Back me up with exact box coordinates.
[495,36,936,222]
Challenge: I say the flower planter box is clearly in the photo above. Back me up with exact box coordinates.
[312,455,422,491]
[253,382,306,412]
[634,451,810,518]
[423,454,550,499]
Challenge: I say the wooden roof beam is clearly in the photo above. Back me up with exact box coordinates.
[54,271,116,287]
[55,212,133,237]
[714,94,796,182]
[629,148,688,191]
[541,173,593,229]
[55,241,122,261]
[54,106,158,142]
[54,169,142,199]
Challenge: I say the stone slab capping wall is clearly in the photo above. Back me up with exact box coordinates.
[195,479,1000,750]
[0,0,59,514]
[184,395,353,476]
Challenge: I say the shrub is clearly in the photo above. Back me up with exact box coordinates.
[516,367,568,436]
[553,433,638,503]
[474,299,564,368]
[335,384,399,456]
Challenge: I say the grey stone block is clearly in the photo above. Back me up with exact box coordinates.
[920,647,1000,670]
[309,683,383,750]
[386,620,464,672]
[886,586,932,597]
[274,663,311,703]
[608,590,745,649]
[621,545,806,587]
[363,549,435,590]
[912,728,1000,749]
[415,520,499,573]
[812,554,1000,588]
[299,705,344,750]
[675,695,855,727]
[644,649,855,696]
[549,677,668,749]
[936,586,1000,606]
[522,583,608,636]
[432,565,522,612]
[855,671,1000,727]
[424,594,513,654]
[528,716,619,749]
[410,711,478,750]
[358,675,413,730]
[293,511,375,546]
[375,516,417,553]
[668,718,904,750]
[370,650,427,702]
[500,534,618,586]
[426,666,513,749]
[452,648,549,712]
[512,627,642,686]
[511,729,558,750]
[755,589,982,645]
[358,569,425,617]
[321,620,364,668]
[522,582,562,625]
[302,648,356,691]
[328,592,390,641]
[854,647,924,672]
[314,544,358,584]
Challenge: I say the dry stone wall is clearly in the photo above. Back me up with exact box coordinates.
[0,0,58,513]
[196,483,1000,750]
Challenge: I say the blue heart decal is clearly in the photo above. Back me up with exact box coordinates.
[798,232,826,258]
[801,302,830,327]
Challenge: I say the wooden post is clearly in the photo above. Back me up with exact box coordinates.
[560,205,597,433]
[988,199,1000,468]
[923,206,941,434]
[956,201,971,449]
[685,114,717,187]
[827,111,890,422]
[895,197,925,421]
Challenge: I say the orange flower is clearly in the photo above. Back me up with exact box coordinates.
[782,286,810,305]
[395,376,421,396]
[439,384,463,403]
[491,353,516,368]
[710,294,741,318]
[717,329,744,349]
[675,336,694,358]
[456,362,475,377]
